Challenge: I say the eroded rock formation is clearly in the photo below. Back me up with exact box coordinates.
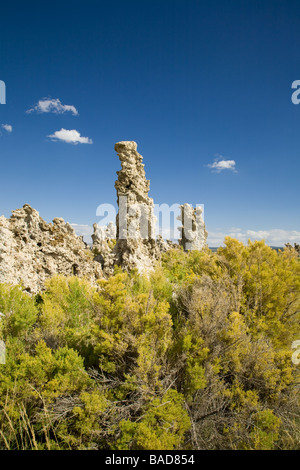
[0,204,102,293]
[92,222,116,276]
[178,203,207,251]
[112,141,160,273]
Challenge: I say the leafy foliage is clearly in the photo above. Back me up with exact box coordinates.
[0,238,299,450]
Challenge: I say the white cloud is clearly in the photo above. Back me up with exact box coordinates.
[207,154,237,173]
[27,98,78,116]
[48,128,93,144]
[207,228,300,247]
[1,124,12,133]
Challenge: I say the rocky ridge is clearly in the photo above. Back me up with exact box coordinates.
[0,205,102,293]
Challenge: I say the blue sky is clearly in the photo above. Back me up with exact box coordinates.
[0,0,300,246]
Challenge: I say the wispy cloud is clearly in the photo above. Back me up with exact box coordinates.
[48,128,93,144]
[207,228,300,247]
[27,98,78,116]
[207,154,237,173]
[1,124,12,133]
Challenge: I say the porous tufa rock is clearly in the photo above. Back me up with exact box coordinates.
[178,203,207,251]
[113,141,159,273]
[114,141,138,152]
[92,141,207,275]
[0,204,102,293]
[92,222,116,276]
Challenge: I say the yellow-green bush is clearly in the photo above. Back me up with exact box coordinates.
[0,239,299,450]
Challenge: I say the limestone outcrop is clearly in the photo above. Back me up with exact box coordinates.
[0,204,102,293]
